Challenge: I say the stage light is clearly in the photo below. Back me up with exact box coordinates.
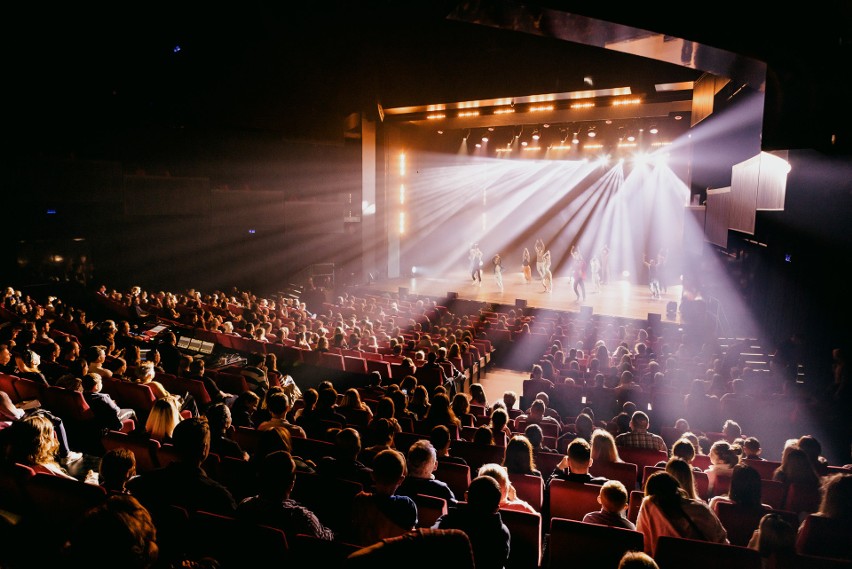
[587,128,596,138]
[572,130,580,144]
[627,132,636,142]
[532,130,540,141]
[649,125,659,134]
[412,266,418,275]
[481,136,489,142]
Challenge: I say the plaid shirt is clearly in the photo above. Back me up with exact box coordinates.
[615,430,668,452]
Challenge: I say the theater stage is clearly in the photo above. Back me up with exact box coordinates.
[360,269,684,326]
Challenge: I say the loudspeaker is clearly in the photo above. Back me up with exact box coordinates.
[447,291,459,300]
[666,301,678,314]
[580,305,593,319]
[647,313,662,327]
[515,298,527,309]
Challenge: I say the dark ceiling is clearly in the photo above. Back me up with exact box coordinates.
[6,1,851,160]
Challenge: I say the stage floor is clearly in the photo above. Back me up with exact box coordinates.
[363,270,683,325]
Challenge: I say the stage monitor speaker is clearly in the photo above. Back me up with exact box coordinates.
[447,291,459,300]
[666,301,678,314]
[647,313,662,327]
[515,298,527,309]
[398,287,408,297]
[580,305,593,319]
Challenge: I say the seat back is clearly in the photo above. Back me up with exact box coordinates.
[535,451,564,479]
[412,493,448,528]
[43,386,94,422]
[501,507,542,569]
[742,459,781,480]
[191,510,289,567]
[547,480,603,522]
[617,447,668,477]
[712,500,773,546]
[12,377,45,402]
[654,535,761,569]
[451,440,505,476]
[0,462,36,515]
[0,373,21,403]
[159,375,212,406]
[434,460,471,499]
[628,489,644,523]
[365,358,392,380]
[23,472,108,550]
[101,429,161,473]
[111,380,157,422]
[290,472,362,537]
[796,513,852,561]
[549,516,644,569]
[784,482,822,516]
[318,352,345,371]
[508,472,544,512]
[214,371,250,395]
[289,533,360,567]
[760,479,787,509]
[343,356,368,375]
[590,460,639,492]
[642,465,710,499]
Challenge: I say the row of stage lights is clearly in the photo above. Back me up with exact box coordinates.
[424,96,644,121]
[460,124,672,154]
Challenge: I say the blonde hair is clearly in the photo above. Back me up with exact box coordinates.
[23,414,61,467]
[145,396,182,442]
[591,428,622,463]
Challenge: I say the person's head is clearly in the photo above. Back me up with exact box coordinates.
[466,475,502,515]
[8,414,59,466]
[644,470,684,513]
[618,552,660,569]
[565,438,593,474]
[742,436,762,459]
[671,438,697,463]
[665,457,698,500]
[204,402,232,435]
[504,435,537,474]
[524,423,544,449]
[629,411,650,433]
[477,462,513,503]
[490,407,509,429]
[99,448,137,493]
[265,391,292,418]
[728,463,763,507]
[502,391,518,410]
[598,479,629,514]
[169,416,210,465]
[430,425,452,454]
[530,364,543,380]
[797,435,824,470]
[753,513,796,559]
[258,450,297,499]
[334,427,362,461]
[371,448,407,492]
[709,440,740,467]
[406,439,438,479]
[818,473,852,521]
[590,429,620,463]
[145,397,182,442]
[468,383,487,405]
[64,495,158,569]
[722,420,742,442]
[473,425,495,445]
[575,413,595,440]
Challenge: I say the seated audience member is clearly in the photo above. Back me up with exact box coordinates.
[741,436,764,461]
[797,434,830,477]
[396,439,457,506]
[721,419,743,443]
[618,551,660,569]
[360,417,397,466]
[657,438,701,471]
[0,390,82,464]
[434,475,511,569]
[473,425,495,446]
[746,512,797,564]
[127,416,237,515]
[590,428,623,463]
[63,494,159,569]
[487,407,512,443]
[236,450,334,540]
[705,440,740,496]
[709,463,768,510]
[230,390,261,429]
[503,434,542,477]
[257,390,307,438]
[205,402,249,461]
[315,427,374,488]
[132,361,171,400]
[143,396,183,443]
[525,423,556,454]
[635,471,728,556]
[2,414,77,479]
[666,457,701,501]
[431,424,468,466]
[187,358,236,409]
[615,411,667,453]
[516,398,562,437]
[547,438,608,486]
[239,352,270,397]
[82,373,138,433]
[582,479,636,530]
[478,462,538,514]
[98,448,137,494]
[351,449,417,546]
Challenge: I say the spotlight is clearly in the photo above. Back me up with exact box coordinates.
[532,130,540,141]
[481,136,489,142]
[627,133,636,142]
[649,126,659,134]
[572,131,580,144]
[587,127,596,138]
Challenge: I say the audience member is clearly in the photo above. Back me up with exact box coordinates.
[351,448,417,545]
[615,411,667,453]
[582,479,636,530]
[477,462,538,514]
[396,439,457,506]
[547,438,607,486]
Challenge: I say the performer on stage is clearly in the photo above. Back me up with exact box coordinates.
[469,243,483,285]
[522,248,532,284]
[492,253,504,292]
[541,249,553,292]
[590,254,602,293]
[656,247,669,294]
[643,254,662,299]
[571,246,587,302]
[535,238,546,282]
[600,244,610,285]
